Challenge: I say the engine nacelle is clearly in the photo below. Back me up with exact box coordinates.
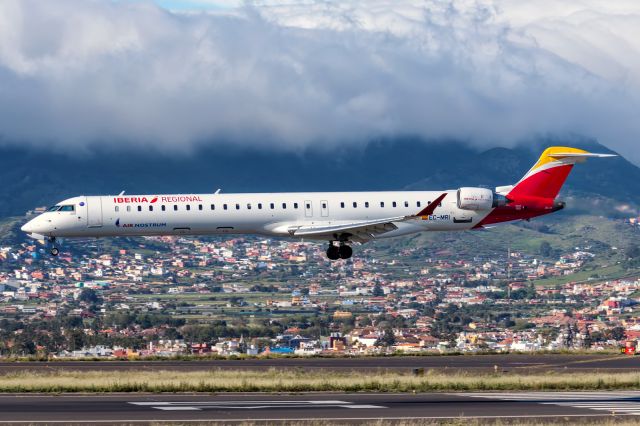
[457,187,494,211]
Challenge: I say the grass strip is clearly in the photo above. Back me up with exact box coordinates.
[1,368,640,393]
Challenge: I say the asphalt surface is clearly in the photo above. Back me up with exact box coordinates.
[2,391,640,423]
[0,354,639,373]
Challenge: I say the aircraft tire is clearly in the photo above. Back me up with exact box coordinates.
[339,245,353,259]
[50,247,60,256]
[326,245,340,260]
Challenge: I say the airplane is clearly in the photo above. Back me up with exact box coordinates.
[21,146,615,260]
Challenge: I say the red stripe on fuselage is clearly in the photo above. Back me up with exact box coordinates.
[474,207,549,227]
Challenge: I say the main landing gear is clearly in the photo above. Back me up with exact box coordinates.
[326,242,353,260]
[48,237,60,256]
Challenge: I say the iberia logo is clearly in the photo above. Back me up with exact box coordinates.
[113,196,158,204]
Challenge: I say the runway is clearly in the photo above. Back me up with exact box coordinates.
[0,353,638,373]
[2,391,640,423]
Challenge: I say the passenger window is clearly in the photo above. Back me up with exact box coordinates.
[404,201,409,208]
[186,205,191,211]
[392,202,397,208]
[353,202,357,208]
[173,205,178,211]
[428,201,432,205]
[340,202,345,208]
[127,206,131,212]
[223,204,228,210]
[294,203,298,209]
[270,203,275,209]
[258,203,262,209]
[417,201,421,208]
[162,205,166,211]
[380,202,384,208]
[236,204,240,210]
[149,206,153,212]
[198,204,203,211]
[211,204,215,210]
[115,206,119,213]
[137,206,142,212]
[59,205,75,212]
[365,202,369,208]
[282,203,287,209]
[306,203,311,209]
[322,202,327,209]
[247,203,251,210]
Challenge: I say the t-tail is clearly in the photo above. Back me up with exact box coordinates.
[481,146,616,226]
[503,147,615,201]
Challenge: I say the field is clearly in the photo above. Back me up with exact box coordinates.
[3,369,640,393]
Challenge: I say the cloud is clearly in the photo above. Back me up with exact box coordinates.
[1,0,640,161]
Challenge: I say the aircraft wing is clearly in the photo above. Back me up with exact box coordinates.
[289,216,406,241]
[288,193,447,242]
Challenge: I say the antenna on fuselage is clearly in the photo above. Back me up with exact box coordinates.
[118,190,126,196]
[214,188,221,194]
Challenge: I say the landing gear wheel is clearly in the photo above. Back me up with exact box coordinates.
[339,245,353,260]
[326,245,340,260]
[50,247,59,256]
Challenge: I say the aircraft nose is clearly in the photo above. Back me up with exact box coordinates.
[21,222,34,233]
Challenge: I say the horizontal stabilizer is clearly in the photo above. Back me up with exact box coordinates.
[548,152,617,161]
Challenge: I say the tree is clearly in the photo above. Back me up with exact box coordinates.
[375,328,396,347]
[563,324,574,348]
[609,326,626,341]
[582,327,592,349]
[66,329,86,351]
[78,288,99,304]
[539,241,552,258]
[526,283,537,299]
[372,282,384,297]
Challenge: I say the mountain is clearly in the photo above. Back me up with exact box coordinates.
[0,137,637,218]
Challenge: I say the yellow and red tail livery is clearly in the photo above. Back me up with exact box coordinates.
[477,146,616,226]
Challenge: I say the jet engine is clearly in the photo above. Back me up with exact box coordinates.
[457,187,494,210]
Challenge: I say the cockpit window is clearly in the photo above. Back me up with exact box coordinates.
[58,205,75,212]
[47,205,61,212]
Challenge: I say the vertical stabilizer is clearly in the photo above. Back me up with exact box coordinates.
[507,147,615,200]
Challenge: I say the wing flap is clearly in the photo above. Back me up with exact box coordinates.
[290,216,405,237]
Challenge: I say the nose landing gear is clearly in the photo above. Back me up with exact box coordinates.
[326,242,353,260]
[48,237,60,256]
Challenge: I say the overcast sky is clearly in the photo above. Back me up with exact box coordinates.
[1,0,640,161]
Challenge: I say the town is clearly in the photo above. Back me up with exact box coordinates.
[1,210,640,359]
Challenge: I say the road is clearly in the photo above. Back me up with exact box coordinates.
[0,354,638,373]
[2,391,640,423]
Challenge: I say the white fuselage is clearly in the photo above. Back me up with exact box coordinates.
[22,191,492,241]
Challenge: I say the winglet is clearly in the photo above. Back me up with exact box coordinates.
[414,193,447,218]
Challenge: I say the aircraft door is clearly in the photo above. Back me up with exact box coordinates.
[304,200,313,218]
[86,196,103,228]
[320,200,329,217]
